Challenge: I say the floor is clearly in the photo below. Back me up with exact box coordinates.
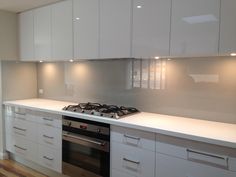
[0,159,47,177]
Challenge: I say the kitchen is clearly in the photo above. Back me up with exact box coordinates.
[0,0,236,177]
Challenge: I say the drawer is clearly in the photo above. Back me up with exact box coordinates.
[38,124,62,149]
[11,118,38,142]
[111,169,134,177]
[38,144,61,173]
[111,141,155,177]
[11,134,38,163]
[111,125,155,151]
[33,111,62,128]
[26,110,62,128]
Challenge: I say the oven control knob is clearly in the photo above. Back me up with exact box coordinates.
[97,128,101,133]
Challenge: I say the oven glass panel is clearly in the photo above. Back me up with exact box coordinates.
[63,140,108,176]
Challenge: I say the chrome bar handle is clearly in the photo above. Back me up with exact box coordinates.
[123,157,140,165]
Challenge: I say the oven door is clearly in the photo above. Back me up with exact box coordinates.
[62,131,110,177]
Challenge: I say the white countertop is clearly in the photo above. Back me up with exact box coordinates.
[3,98,236,149]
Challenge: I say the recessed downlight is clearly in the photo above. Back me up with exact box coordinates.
[75,17,80,20]
[39,60,43,63]
[69,59,74,62]
[137,5,142,9]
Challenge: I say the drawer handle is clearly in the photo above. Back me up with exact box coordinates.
[187,149,227,160]
[13,126,26,132]
[123,158,140,165]
[43,118,53,121]
[124,134,140,140]
[14,145,27,151]
[15,112,26,116]
[43,156,54,161]
[43,135,54,139]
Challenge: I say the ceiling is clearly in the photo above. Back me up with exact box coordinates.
[0,0,62,13]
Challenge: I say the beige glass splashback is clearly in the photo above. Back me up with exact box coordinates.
[36,57,236,124]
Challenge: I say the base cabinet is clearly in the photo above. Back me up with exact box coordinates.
[156,153,236,177]
[5,106,62,173]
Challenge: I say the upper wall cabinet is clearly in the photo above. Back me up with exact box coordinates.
[19,10,34,61]
[100,0,132,59]
[73,0,99,59]
[19,0,73,61]
[52,0,73,60]
[34,6,51,60]
[170,0,220,57]
[219,0,236,55]
[132,0,171,58]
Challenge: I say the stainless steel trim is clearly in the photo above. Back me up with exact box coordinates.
[124,134,140,140]
[63,132,104,146]
[63,119,109,136]
[14,145,27,151]
[187,149,228,160]
[62,131,109,152]
[43,135,54,139]
[43,156,54,161]
[13,126,26,131]
[123,157,140,165]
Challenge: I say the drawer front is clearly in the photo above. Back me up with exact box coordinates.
[111,142,155,177]
[38,124,62,149]
[12,118,38,142]
[38,112,62,128]
[156,153,236,177]
[111,125,155,151]
[111,169,134,177]
[11,135,38,163]
[38,144,61,172]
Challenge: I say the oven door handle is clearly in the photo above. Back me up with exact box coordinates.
[63,132,105,146]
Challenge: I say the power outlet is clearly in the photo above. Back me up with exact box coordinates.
[39,89,44,94]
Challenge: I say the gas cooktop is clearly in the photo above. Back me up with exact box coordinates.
[62,102,139,119]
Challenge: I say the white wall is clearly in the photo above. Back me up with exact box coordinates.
[0,10,18,60]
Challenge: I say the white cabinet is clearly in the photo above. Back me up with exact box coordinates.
[132,0,171,58]
[52,0,73,60]
[219,0,236,55]
[110,125,155,177]
[156,140,236,177]
[73,0,99,59]
[19,10,34,61]
[170,0,220,57]
[34,6,51,60]
[100,0,132,58]
[4,106,62,173]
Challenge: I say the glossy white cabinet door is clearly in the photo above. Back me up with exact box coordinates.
[100,0,132,58]
[156,153,236,177]
[51,0,73,60]
[34,6,51,60]
[170,0,220,57]
[219,0,236,55]
[132,0,171,58]
[19,10,34,61]
[73,0,99,59]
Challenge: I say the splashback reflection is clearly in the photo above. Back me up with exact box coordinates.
[37,57,236,123]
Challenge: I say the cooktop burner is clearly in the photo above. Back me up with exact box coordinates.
[62,102,139,119]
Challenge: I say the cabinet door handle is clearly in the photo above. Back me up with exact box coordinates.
[43,135,54,139]
[187,149,227,160]
[43,118,53,121]
[14,145,27,151]
[123,157,140,165]
[43,156,54,161]
[124,134,140,140]
[13,126,26,131]
[15,112,26,116]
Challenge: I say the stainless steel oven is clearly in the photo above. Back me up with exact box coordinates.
[62,116,110,177]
